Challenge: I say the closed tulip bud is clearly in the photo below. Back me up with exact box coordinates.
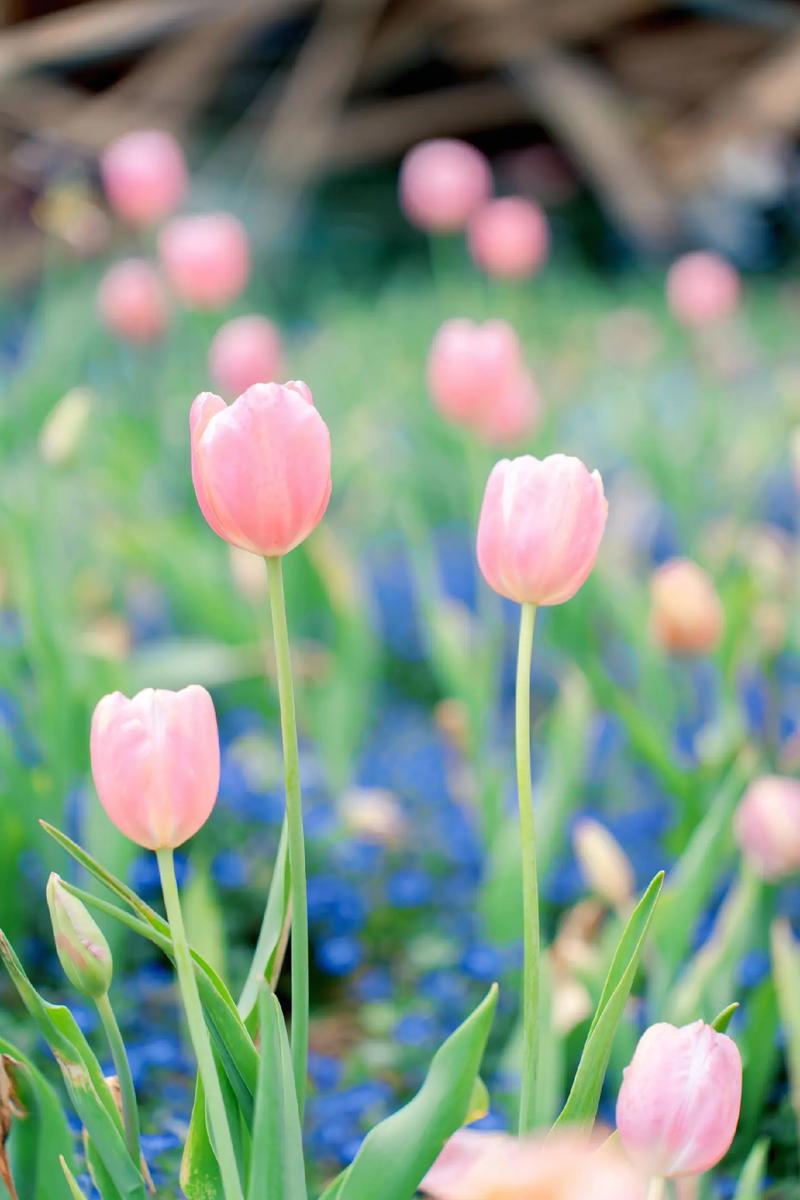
[39,387,93,464]
[190,381,331,557]
[46,874,112,999]
[209,315,283,397]
[100,129,187,226]
[666,252,740,328]
[477,454,607,606]
[90,686,219,850]
[616,1020,742,1178]
[467,196,550,280]
[649,558,723,656]
[427,318,522,427]
[97,259,168,344]
[573,817,634,912]
[399,139,492,233]
[159,213,250,310]
[734,775,800,880]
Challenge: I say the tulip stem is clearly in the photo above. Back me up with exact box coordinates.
[266,554,309,1121]
[516,601,540,1134]
[157,849,244,1200]
[647,1179,667,1200]
[94,991,141,1167]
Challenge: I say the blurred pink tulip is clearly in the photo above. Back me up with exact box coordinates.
[159,213,250,310]
[666,252,740,328]
[209,315,283,397]
[190,381,331,557]
[617,1020,742,1178]
[468,197,549,279]
[100,129,187,225]
[474,368,540,445]
[421,1129,645,1200]
[734,775,800,880]
[427,318,522,424]
[649,558,723,656]
[97,258,168,344]
[90,686,219,850]
[477,454,607,605]
[400,139,492,233]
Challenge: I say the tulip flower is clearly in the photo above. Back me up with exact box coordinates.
[666,252,740,328]
[97,259,168,344]
[474,368,540,445]
[159,212,250,309]
[616,1020,742,1180]
[475,452,607,1133]
[467,196,550,280]
[190,381,331,557]
[421,1129,645,1200]
[100,129,187,225]
[428,318,522,426]
[734,775,800,880]
[209,314,283,397]
[649,558,723,656]
[399,138,492,233]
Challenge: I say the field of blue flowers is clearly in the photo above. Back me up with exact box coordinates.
[0,134,799,1200]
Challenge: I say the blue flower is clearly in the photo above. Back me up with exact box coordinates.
[386,867,434,908]
[394,1012,437,1046]
[317,936,363,976]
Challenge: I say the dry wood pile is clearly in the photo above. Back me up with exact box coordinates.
[1,0,800,281]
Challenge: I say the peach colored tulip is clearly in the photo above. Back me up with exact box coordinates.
[159,212,250,310]
[427,318,522,426]
[209,315,283,397]
[400,139,492,233]
[421,1129,645,1200]
[90,686,219,850]
[617,1020,742,1178]
[734,775,800,880]
[666,252,740,328]
[477,454,607,605]
[97,258,168,344]
[468,197,549,279]
[649,558,723,656]
[190,380,331,557]
[100,129,187,225]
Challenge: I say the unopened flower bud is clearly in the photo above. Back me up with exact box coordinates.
[46,874,112,998]
[573,818,634,912]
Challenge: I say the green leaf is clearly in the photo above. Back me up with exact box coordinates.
[711,1003,739,1033]
[733,1138,769,1200]
[180,1080,223,1200]
[184,861,227,981]
[60,1156,90,1200]
[771,918,800,1132]
[238,824,290,1023]
[328,984,497,1200]
[554,872,663,1129]
[247,988,305,1200]
[0,1037,76,1200]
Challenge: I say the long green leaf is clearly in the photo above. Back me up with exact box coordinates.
[181,1080,223,1200]
[733,1138,769,1200]
[328,984,497,1200]
[554,873,663,1128]
[238,824,289,1022]
[60,1157,90,1200]
[771,918,800,1141]
[0,1037,75,1200]
[247,987,305,1200]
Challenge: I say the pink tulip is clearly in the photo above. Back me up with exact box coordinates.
[477,454,607,605]
[734,775,800,880]
[474,368,540,445]
[617,1020,742,1179]
[190,381,331,557]
[159,213,250,309]
[90,686,219,850]
[427,318,522,425]
[209,315,283,397]
[97,258,168,344]
[666,252,740,328]
[100,129,187,225]
[468,197,549,279]
[649,558,723,656]
[421,1129,645,1200]
[399,139,492,233]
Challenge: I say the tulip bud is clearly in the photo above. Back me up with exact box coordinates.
[90,685,220,850]
[209,315,283,397]
[616,1020,742,1178]
[97,258,168,344]
[399,139,492,233]
[649,558,724,656]
[734,775,800,880]
[46,874,112,999]
[39,387,93,464]
[573,818,634,912]
[477,454,608,606]
[428,318,522,429]
[666,252,740,329]
[190,381,331,557]
[474,368,540,446]
[159,212,250,310]
[100,129,187,226]
[467,196,550,280]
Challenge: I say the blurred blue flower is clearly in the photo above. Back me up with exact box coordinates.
[394,1012,438,1046]
[386,867,434,908]
[317,936,363,976]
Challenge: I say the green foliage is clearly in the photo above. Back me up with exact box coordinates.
[0,1036,76,1200]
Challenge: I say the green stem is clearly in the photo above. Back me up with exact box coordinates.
[516,601,540,1133]
[94,991,140,1166]
[266,554,309,1120]
[157,849,243,1200]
